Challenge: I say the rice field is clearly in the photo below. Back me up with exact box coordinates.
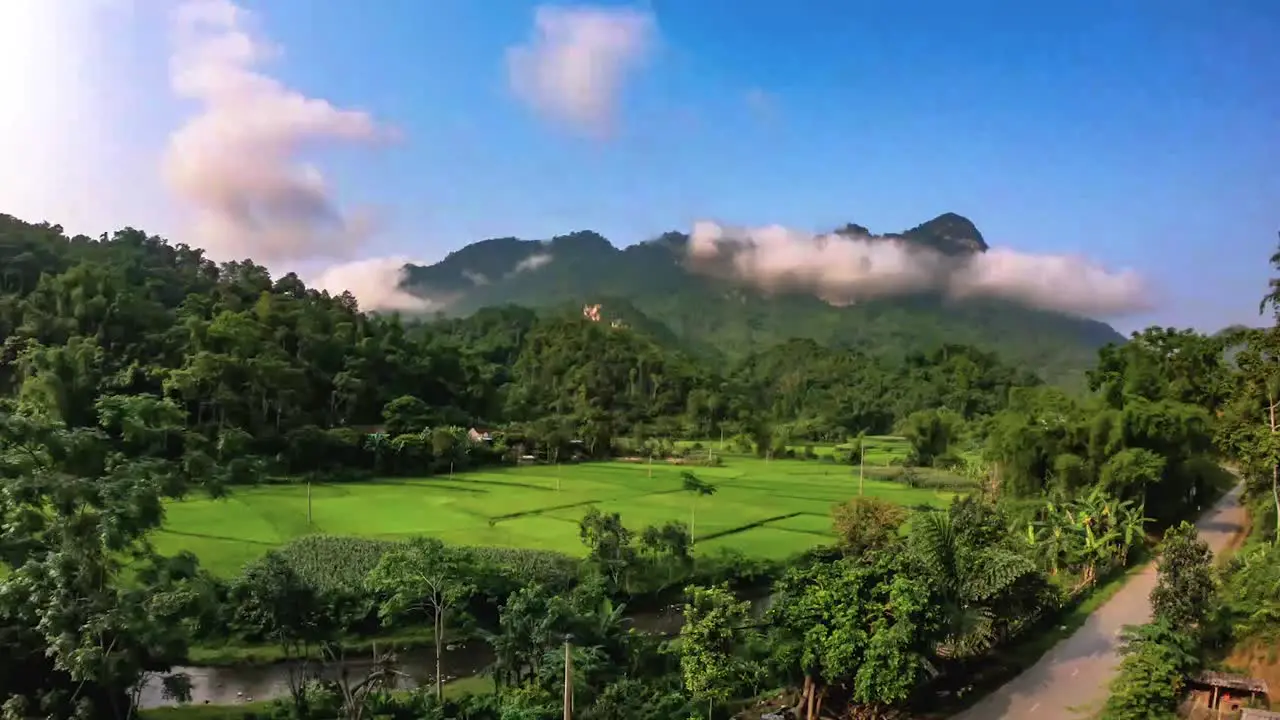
[154,439,965,576]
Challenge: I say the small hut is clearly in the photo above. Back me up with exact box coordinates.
[1186,671,1270,713]
[1241,709,1280,720]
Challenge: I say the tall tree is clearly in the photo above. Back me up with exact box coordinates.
[365,537,473,700]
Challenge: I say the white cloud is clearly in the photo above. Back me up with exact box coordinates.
[310,256,445,313]
[507,5,656,136]
[163,0,395,265]
[512,252,553,273]
[462,270,491,286]
[687,221,1151,318]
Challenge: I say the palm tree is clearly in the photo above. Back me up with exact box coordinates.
[681,471,717,544]
[911,512,1039,659]
[364,432,388,472]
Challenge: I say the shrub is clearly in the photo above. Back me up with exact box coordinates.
[831,497,908,555]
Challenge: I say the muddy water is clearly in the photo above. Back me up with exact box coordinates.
[136,642,490,709]
[137,601,735,709]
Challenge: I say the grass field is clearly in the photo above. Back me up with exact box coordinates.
[155,440,965,577]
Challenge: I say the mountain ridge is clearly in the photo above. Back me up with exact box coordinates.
[400,213,1124,385]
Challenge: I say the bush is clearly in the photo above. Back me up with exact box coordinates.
[831,497,908,555]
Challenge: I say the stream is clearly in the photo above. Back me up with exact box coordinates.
[139,597,774,709]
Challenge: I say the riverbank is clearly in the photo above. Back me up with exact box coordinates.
[189,627,440,666]
[140,676,495,720]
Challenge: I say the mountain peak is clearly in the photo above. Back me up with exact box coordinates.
[898,213,988,254]
[830,214,987,255]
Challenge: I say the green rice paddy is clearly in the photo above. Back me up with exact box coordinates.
[155,438,964,576]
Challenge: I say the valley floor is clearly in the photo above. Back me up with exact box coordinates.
[155,454,961,576]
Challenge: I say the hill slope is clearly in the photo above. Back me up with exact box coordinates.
[401,214,1125,383]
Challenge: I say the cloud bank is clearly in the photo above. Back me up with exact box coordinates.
[686,221,1151,317]
[164,0,393,266]
[507,5,656,136]
[310,257,444,314]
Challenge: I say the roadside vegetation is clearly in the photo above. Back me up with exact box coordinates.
[1097,238,1280,718]
[0,214,1247,719]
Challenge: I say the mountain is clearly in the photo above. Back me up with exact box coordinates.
[400,214,1125,384]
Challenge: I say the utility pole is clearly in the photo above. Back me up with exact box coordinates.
[563,637,574,720]
[859,442,865,497]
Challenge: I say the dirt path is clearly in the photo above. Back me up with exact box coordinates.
[950,483,1247,720]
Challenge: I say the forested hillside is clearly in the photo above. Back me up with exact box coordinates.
[400,214,1126,385]
[0,214,1048,464]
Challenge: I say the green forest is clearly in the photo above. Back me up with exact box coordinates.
[1,211,1278,720]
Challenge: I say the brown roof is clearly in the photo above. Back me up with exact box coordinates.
[1241,710,1280,720]
[1192,671,1269,694]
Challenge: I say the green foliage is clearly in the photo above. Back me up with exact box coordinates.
[273,535,397,593]
[366,537,475,700]
[1220,542,1280,641]
[0,399,212,718]
[768,553,943,713]
[1102,510,1222,718]
[679,585,758,716]
[987,328,1223,525]
[830,496,908,556]
[1149,522,1217,632]
[1101,621,1200,720]
[579,508,638,590]
[907,500,1050,658]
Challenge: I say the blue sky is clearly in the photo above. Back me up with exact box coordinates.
[3,0,1278,331]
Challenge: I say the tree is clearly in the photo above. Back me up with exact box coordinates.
[899,408,956,466]
[365,537,473,700]
[382,395,431,436]
[1149,522,1217,634]
[681,471,717,545]
[483,584,575,689]
[0,397,210,720]
[229,552,332,714]
[1101,620,1200,720]
[679,585,756,720]
[1218,320,1280,544]
[769,555,941,720]
[578,508,638,591]
[830,496,907,556]
[639,520,693,585]
[908,505,1045,659]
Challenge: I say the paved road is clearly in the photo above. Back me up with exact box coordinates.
[951,483,1246,720]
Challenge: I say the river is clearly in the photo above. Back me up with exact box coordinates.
[139,599,773,709]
